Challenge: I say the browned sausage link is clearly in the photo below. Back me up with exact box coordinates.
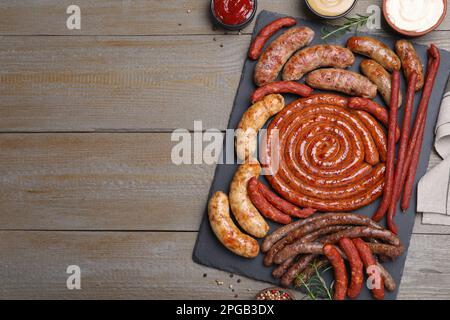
[248,17,297,60]
[280,254,317,288]
[248,177,292,225]
[366,242,404,259]
[256,179,316,218]
[305,68,377,98]
[347,97,401,141]
[395,40,424,91]
[353,110,388,162]
[360,59,402,107]
[377,262,396,292]
[319,226,401,246]
[262,213,380,261]
[274,226,401,264]
[254,27,314,86]
[261,212,361,253]
[272,256,297,279]
[323,244,348,300]
[282,45,355,81]
[251,81,313,103]
[284,213,382,245]
[347,36,401,72]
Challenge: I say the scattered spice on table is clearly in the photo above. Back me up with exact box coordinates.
[256,288,293,301]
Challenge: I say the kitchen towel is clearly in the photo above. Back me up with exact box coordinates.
[418,77,450,225]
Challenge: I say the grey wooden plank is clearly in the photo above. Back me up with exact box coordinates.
[399,234,450,299]
[0,231,447,299]
[1,33,450,132]
[0,35,245,132]
[1,0,449,35]
[0,133,214,230]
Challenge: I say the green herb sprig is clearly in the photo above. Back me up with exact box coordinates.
[295,261,334,300]
[321,14,373,41]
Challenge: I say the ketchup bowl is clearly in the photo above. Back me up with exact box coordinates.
[210,0,257,31]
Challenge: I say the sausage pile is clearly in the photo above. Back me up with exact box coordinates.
[205,15,442,300]
[264,94,387,212]
[261,213,403,300]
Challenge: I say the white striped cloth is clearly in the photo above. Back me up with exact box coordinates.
[418,82,450,225]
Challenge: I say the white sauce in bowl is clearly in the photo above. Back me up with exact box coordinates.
[386,0,445,33]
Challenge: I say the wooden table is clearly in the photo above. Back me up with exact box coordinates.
[0,0,449,299]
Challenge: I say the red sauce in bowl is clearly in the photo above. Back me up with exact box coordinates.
[213,0,255,25]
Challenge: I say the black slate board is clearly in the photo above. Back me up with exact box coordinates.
[193,10,450,300]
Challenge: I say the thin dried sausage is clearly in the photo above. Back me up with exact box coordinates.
[248,17,297,60]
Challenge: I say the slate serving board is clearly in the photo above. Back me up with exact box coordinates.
[193,10,450,300]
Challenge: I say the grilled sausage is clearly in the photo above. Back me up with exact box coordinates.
[229,162,269,238]
[395,40,424,91]
[305,69,377,98]
[282,45,355,81]
[339,238,364,299]
[236,94,285,161]
[360,59,402,107]
[251,81,313,103]
[248,177,292,225]
[323,244,348,300]
[347,36,401,72]
[208,192,259,258]
[254,27,315,86]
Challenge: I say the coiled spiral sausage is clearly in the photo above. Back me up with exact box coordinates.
[263,94,386,212]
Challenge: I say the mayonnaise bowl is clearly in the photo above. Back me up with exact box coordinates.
[383,0,447,37]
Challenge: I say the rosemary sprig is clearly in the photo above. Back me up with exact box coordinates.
[295,261,334,300]
[321,14,373,41]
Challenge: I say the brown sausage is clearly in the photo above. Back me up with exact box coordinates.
[347,97,400,141]
[280,254,317,288]
[353,238,385,300]
[251,81,313,103]
[323,244,348,300]
[254,27,315,86]
[262,213,380,253]
[208,191,260,258]
[360,59,402,107]
[338,238,364,299]
[282,45,355,81]
[372,70,400,226]
[236,94,285,161]
[347,36,401,72]
[248,177,292,225]
[275,226,401,264]
[305,68,377,98]
[272,256,296,279]
[248,17,297,61]
[377,262,396,292]
[264,224,350,266]
[254,178,316,218]
[395,40,424,91]
[402,45,441,211]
